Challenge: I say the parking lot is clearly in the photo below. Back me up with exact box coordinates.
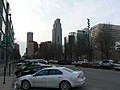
[1,62,120,90]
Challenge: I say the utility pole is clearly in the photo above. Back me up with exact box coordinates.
[87,18,91,61]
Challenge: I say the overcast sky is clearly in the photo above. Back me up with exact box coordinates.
[8,0,120,56]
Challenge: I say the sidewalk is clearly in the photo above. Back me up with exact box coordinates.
[0,64,16,90]
[0,75,15,90]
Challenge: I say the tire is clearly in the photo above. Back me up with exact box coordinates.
[21,80,31,90]
[59,81,71,90]
[111,65,114,69]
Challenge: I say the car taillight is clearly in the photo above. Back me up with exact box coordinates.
[77,73,81,78]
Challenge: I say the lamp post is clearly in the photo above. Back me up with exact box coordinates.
[3,2,11,84]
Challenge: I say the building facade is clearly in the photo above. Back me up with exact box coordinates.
[26,32,33,54]
[91,24,120,59]
[39,41,53,60]
[0,0,14,64]
[52,18,62,46]
[52,18,62,60]
[27,32,33,45]
[91,24,120,43]
[64,30,88,60]
[27,41,38,58]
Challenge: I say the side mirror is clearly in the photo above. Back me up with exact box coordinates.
[33,73,41,77]
[32,74,36,77]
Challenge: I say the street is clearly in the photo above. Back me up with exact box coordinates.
[27,65,120,90]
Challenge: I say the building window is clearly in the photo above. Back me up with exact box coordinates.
[2,8,6,21]
[2,20,5,33]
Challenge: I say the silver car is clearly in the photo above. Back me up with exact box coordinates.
[101,59,114,69]
[15,67,86,90]
[114,61,120,71]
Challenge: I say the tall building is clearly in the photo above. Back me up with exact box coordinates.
[27,32,33,45]
[91,24,120,43]
[26,32,33,55]
[65,32,76,44]
[27,41,38,57]
[76,30,88,47]
[39,41,53,59]
[64,30,88,60]
[52,18,62,46]
[14,43,21,60]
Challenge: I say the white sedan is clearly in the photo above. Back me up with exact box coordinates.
[15,67,86,90]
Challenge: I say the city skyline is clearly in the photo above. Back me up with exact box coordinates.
[7,0,120,55]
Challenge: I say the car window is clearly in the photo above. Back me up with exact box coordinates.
[41,66,51,69]
[35,69,48,76]
[63,67,74,73]
[48,69,63,75]
[102,61,109,63]
[33,67,41,72]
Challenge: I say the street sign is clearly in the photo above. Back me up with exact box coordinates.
[2,35,11,47]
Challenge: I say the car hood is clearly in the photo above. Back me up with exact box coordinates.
[19,74,33,80]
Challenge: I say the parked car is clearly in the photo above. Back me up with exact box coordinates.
[81,61,93,68]
[101,59,114,69]
[74,59,88,67]
[48,60,58,64]
[113,61,120,71]
[15,64,52,77]
[29,59,48,65]
[57,60,72,65]
[15,67,86,90]
[92,60,102,68]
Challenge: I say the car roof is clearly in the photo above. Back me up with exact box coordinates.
[42,66,65,70]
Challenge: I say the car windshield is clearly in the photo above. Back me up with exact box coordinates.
[102,61,109,63]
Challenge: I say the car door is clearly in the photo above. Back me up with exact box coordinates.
[46,69,63,88]
[31,69,48,87]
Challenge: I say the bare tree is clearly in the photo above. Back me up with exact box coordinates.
[96,24,114,59]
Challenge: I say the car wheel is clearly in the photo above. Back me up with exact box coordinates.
[60,81,71,90]
[111,65,114,69]
[21,80,31,90]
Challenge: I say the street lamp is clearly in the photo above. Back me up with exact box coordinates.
[3,2,11,84]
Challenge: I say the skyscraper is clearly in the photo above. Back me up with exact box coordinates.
[52,18,62,46]
[27,32,33,45]
[26,32,33,55]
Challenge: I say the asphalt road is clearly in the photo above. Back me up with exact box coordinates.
[19,65,120,90]
[67,65,120,90]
